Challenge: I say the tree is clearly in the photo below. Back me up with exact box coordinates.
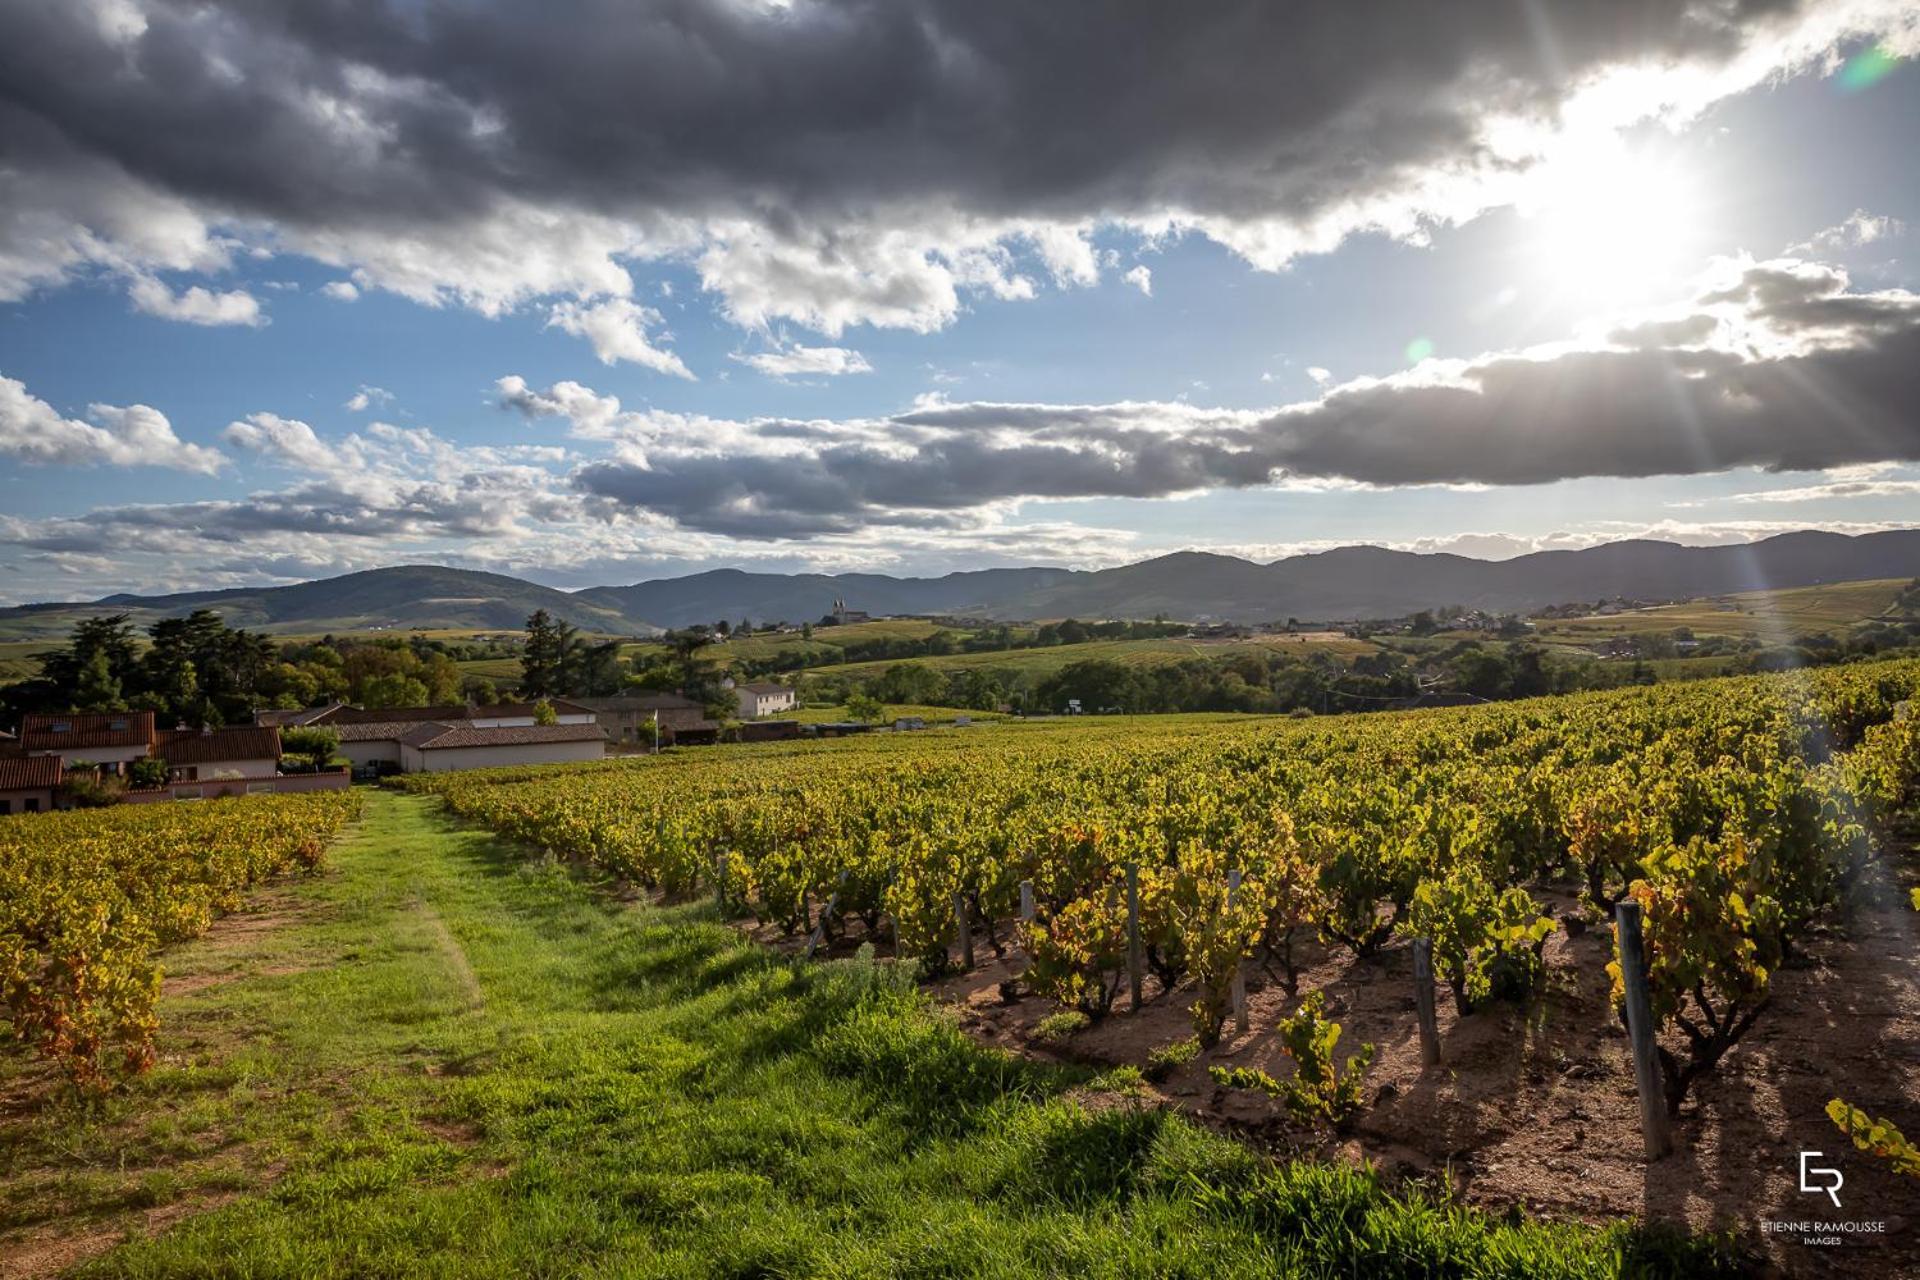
[128,756,170,789]
[1036,660,1144,714]
[74,649,125,711]
[361,673,431,708]
[280,726,340,769]
[521,610,583,698]
[846,692,885,723]
[872,662,945,705]
[533,698,559,726]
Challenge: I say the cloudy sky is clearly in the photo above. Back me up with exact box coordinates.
[3,1,1919,604]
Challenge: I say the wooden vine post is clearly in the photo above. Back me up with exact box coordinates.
[1412,936,1441,1067]
[1614,900,1674,1159]
[953,891,975,970]
[1126,863,1144,1010]
[1227,868,1248,1034]
[1018,879,1035,924]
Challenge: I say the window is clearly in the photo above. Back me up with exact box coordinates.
[23,798,39,813]
[168,765,199,782]
[0,800,9,815]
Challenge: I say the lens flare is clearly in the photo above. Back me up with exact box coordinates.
[1838,43,1901,92]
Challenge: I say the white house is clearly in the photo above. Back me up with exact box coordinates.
[735,682,798,718]
[19,711,157,773]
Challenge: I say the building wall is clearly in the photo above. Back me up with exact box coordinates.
[0,787,55,815]
[398,739,606,773]
[33,743,149,771]
[167,756,278,782]
[340,739,402,769]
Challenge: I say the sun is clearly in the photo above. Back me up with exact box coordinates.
[1518,138,1707,312]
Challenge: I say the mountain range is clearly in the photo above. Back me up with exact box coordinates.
[1,529,1915,640]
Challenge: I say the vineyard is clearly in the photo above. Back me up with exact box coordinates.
[400,661,1920,1135]
[0,791,360,1090]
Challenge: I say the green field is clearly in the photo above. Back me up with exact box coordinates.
[1534,577,1911,643]
[802,633,1377,685]
[0,641,42,685]
[0,790,1722,1277]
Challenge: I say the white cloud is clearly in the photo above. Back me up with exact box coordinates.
[223,412,337,471]
[733,344,874,379]
[1306,366,1333,386]
[546,297,694,378]
[127,274,265,327]
[1788,209,1907,255]
[344,384,393,412]
[320,280,360,301]
[1122,265,1152,296]
[0,374,224,473]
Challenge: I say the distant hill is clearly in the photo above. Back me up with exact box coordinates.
[0,566,652,641]
[584,529,1920,626]
[1,530,1915,640]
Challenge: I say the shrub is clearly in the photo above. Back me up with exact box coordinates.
[1826,1099,1920,1178]
[1032,1010,1090,1043]
[1211,991,1374,1128]
[1144,1036,1200,1082]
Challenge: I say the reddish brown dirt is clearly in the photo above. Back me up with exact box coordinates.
[767,866,1920,1279]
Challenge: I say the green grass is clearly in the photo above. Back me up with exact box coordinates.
[1534,577,1911,643]
[0,793,1736,1277]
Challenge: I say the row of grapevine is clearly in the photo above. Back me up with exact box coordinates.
[401,660,1920,1112]
[0,792,360,1089]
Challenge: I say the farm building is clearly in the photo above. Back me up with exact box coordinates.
[151,726,283,791]
[395,722,607,773]
[0,755,60,815]
[17,711,157,773]
[9,714,344,804]
[733,682,797,718]
[573,692,717,745]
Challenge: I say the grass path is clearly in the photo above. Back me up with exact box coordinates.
[2,793,1729,1278]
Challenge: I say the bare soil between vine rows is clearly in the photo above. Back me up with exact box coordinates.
[759,855,1920,1279]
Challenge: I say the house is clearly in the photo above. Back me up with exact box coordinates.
[19,712,158,774]
[0,756,60,816]
[395,722,607,773]
[147,726,285,798]
[254,700,609,773]
[13,713,347,805]
[573,692,716,746]
[735,682,797,718]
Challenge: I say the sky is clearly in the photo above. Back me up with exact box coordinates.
[2,1,1920,605]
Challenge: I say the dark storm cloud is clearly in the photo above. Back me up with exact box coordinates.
[2,0,1904,312]
[559,263,1920,537]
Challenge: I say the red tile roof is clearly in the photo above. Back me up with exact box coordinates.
[399,722,606,750]
[20,711,155,751]
[153,726,281,765]
[0,755,61,791]
[309,705,469,726]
